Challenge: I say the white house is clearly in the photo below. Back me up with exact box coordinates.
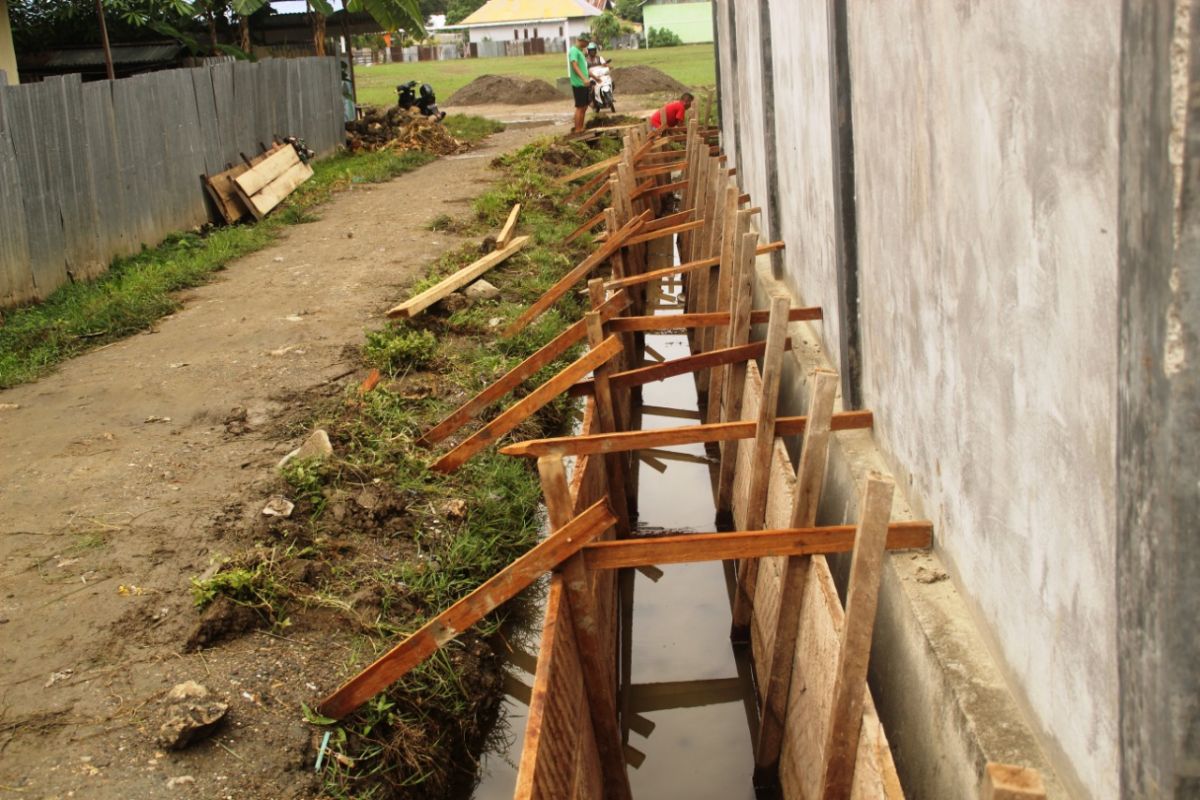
[453,0,608,45]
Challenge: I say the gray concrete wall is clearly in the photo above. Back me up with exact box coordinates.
[715,2,1128,797]
[848,4,1120,797]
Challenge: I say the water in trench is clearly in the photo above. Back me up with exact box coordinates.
[470,313,759,798]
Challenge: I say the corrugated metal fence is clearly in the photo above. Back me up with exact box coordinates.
[0,56,344,309]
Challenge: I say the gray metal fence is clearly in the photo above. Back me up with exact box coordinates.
[0,56,344,309]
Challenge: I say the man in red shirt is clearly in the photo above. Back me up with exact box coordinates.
[649,92,695,131]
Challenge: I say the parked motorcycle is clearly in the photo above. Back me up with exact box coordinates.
[396,81,446,121]
[588,64,615,113]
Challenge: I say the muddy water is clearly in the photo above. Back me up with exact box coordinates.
[622,330,757,799]
[471,266,759,797]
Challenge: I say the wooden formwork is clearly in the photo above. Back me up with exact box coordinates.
[308,110,1043,800]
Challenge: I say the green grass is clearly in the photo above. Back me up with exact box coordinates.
[443,113,505,143]
[0,146,452,390]
[354,43,716,107]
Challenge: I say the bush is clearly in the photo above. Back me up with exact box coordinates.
[648,27,683,48]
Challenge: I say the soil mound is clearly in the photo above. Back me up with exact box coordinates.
[610,65,689,95]
[448,74,563,106]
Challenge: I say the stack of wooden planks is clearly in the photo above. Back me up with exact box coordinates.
[203,141,313,224]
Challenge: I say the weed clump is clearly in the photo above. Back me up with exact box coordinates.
[364,327,438,374]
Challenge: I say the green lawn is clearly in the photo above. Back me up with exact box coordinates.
[353,43,715,107]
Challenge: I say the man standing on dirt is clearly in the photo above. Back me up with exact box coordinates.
[650,92,695,132]
[568,34,592,133]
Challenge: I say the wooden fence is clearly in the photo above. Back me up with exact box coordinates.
[0,56,344,309]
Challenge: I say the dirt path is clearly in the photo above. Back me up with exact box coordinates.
[0,123,556,799]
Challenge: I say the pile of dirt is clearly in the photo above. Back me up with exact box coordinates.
[611,65,690,95]
[447,74,564,105]
[345,106,466,154]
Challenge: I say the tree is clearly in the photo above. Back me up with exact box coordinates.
[445,0,486,25]
[8,0,193,50]
[304,0,425,57]
[613,0,641,23]
[589,11,621,48]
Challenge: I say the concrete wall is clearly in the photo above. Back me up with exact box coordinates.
[715,2,1129,797]
[0,0,17,84]
[643,2,714,44]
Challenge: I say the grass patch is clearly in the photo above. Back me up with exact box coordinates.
[355,43,716,106]
[0,148,437,390]
[443,113,505,143]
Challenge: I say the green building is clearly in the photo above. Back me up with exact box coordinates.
[642,0,713,46]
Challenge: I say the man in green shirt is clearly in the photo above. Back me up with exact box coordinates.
[568,34,591,133]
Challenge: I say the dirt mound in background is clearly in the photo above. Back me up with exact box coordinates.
[611,65,689,95]
[448,74,564,106]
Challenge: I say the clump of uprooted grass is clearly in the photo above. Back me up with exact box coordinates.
[191,131,624,798]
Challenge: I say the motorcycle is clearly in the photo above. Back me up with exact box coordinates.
[588,64,615,113]
[396,81,446,121]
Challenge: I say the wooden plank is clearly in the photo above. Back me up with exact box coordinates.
[578,178,612,215]
[706,191,748,419]
[431,336,624,472]
[0,85,35,305]
[634,161,687,178]
[514,575,568,798]
[418,291,629,446]
[538,458,632,800]
[581,522,931,570]
[317,499,618,720]
[623,219,706,248]
[388,236,531,319]
[500,410,874,459]
[567,338,793,397]
[603,242,786,290]
[567,165,613,203]
[818,476,895,799]
[496,203,521,248]
[239,158,313,220]
[731,296,792,636]
[565,210,605,244]
[556,153,622,185]
[233,134,297,196]
[630,178,689,201]
[641,404,702,421]
[755,370,840,782]
[980,763,1047,800]
[502,214,648,337]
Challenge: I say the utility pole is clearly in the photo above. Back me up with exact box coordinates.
[95,0,115,80]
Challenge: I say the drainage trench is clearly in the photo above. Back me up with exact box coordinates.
[471,238,761,798]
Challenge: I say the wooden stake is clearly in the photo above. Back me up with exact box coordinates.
[716,232,763,511]
[431,336,624,472]
[706,197,750,421]
[500,410,874,459]
[317,499,618,720]
[818,476,895,799]
[565,210,605,244]
[754,370,840,784]
[603,242,786,291]
[980,763,1047,800]
[387,236,530,319]
[586,312,631,535]
[537,458,632,800]
[731,295,792,637]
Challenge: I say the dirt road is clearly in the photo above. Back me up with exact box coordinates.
[0,123,554,799]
